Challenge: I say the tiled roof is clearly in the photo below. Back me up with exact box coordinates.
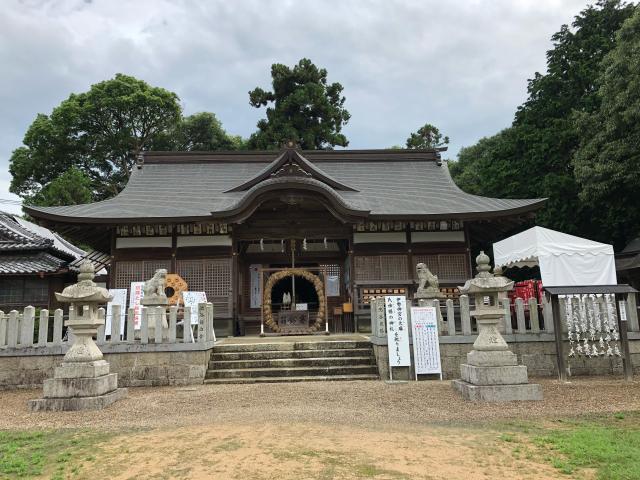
[0,251,67,274]
[25,149,545,222]
[0,211,89,274]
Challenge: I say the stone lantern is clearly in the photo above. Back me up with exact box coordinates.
[29,261,127,411]
[452,251,542,402]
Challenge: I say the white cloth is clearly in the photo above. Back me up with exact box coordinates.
[493,226,617,286]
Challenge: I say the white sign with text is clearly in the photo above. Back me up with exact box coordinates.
[410,306,442,379]
[385,295,411,374]
[182,291,208,325]
[129,281,145,329]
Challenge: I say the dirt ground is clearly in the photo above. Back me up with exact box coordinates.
[2,377,639,479]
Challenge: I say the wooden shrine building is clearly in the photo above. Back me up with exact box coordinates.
[25,145,544,336]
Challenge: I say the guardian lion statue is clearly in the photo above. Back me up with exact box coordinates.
[141,268,168,305]
[416,263,440,295]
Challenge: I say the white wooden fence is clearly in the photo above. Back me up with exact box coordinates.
[371,294,639,338]
[0,303,215,350]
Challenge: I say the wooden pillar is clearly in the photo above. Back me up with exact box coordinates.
[109,228,117,289]
[231,235,240,335]
[615,293,633,381]
[550,293,567,381]
[170,226,177,273]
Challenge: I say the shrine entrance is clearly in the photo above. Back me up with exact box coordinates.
[260,267,328,335]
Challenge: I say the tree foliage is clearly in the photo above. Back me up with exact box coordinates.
[10,74,241,206]
[449,0,635,247]
[25,167,93,207]
[572,6,640,247]
[247,58,350,150]
[406,123,449,149]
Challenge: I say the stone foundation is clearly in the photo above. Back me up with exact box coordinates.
[372,336,640,380]
[0,345,214,390]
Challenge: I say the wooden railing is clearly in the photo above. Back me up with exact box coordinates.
[0,303,215,351]
[370,294,640,338]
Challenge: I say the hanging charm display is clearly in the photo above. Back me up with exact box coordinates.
[566,294,621,358]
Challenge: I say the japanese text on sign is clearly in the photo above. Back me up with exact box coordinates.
[385,295,411,367]
[410,306,442,377]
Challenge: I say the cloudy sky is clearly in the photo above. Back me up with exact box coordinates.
[1,0,589,214]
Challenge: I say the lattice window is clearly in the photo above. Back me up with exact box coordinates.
[176,259,231,298]
[354,255,408,281]
[176,258,232,317]
[412,254,468,282]
[114,260,171,289]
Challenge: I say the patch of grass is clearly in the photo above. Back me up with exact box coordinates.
[535,413,640,480]
[499,433,518,443]
[0,429,109,479]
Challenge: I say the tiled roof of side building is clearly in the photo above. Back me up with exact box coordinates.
[24,149,545,222]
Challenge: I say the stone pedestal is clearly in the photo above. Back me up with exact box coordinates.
[28,261,127,411]
[452,252,542,402]
[29,360,127,411]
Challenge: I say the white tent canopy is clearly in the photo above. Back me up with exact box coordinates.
[493,226,617,286]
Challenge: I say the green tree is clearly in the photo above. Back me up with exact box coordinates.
[406,123,449,149]
[450,0,634,240]
[247,58,350,150]
[573,6,640,248]
[154,112,246,151]
[10,74,182,201]
[25,167,93,207]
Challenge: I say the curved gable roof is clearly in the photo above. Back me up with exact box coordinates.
[24,148,545,223]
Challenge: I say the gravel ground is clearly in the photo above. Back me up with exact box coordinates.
[2,377,640,431]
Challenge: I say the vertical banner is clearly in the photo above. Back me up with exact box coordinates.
[182,291,208,325]
[410,306,442,379]
[106,289,127,335]
[385,295,411,371]
[129,281,145,329]
[250,264,262,309]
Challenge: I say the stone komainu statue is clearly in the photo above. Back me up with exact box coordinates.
[416,263,439,293]
[142,268,168,304]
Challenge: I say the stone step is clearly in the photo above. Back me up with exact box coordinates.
[204,374,379,384]
[209,356,375,370]
[205,364,378,379]
[211,348,373,361]
[212,340,371,353]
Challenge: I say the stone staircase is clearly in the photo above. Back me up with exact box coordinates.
[204,339,379,384]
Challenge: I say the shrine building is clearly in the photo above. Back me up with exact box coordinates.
[25,145,544,336]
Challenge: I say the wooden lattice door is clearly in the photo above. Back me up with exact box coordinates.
[176,258,233,318]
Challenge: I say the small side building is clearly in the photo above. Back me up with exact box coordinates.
[0,211,88,312]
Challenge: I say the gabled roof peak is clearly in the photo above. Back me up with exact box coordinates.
[225,146,359,193]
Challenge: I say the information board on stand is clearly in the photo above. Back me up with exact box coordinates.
[410,306,443,380]
[385,295,411,381]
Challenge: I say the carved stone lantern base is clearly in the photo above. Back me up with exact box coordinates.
[452,252,542,402]
[29,360,128,411]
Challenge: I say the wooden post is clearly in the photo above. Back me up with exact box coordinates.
[542,296,554,333]
[110,304,121,344]
[7,310,19,348]
[0,311,6,347]
[183,306,192,343]
[550,294,567,381]
[627,292,639,332]
[460,295,471,335]
[52,309,63,346]
[127,308,135,343]
[446,298,456,336]
[21,306,35,347]
[140,307,149,344]
[432,299,444,335]
[154,307,164,344]
[615,294,633,382]
[528,297,540,333]
[97,308,106,345]
[169,306,178,343]
[38,309,49,346]
[500,298,512,334]
[515,298,526,333]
